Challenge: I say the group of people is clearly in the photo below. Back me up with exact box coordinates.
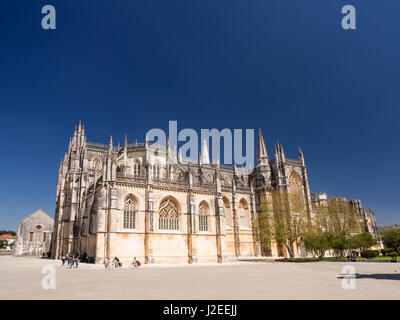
[103,256,122,269]
[131,257,141,268]
[103,256,141,269]
[60,254,142,269]
[61,254,79,268]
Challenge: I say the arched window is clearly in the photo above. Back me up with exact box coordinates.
[153,163,160,180]
[134,161,140,177]
[223,197,232,227]
[123,196,137,229]
[199,201,209,231]
[159,197,180,230]
[238,199,250,228]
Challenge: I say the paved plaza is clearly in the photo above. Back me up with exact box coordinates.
[0,256,399,299]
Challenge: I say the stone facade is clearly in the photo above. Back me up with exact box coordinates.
[13,209,54,256]
[51,122,380,264]
[311,193,381,245]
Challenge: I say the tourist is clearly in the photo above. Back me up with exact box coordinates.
[61,255,66,265]
[69,256,74,268]
[113,256,121,268]
[75,256,79,268]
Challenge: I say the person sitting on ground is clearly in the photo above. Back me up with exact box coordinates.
[113,256,121,268]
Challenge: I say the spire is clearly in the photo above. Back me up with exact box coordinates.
[298,146,305,165]
[68,138,72,153]
[279,144,285,161]
[274,142,280,162]
[124,135,127,148]
[257,129,269,165]
[78,120,82,134]
[201,138,210,164]
[73,126,77,146]
[178,148,183,163]
[109,135,113,154]
[81,125,85,145]
[275,143,285,162]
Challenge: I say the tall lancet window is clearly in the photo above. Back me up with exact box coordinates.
[159,197,180,230]
[288,171,304,213]
[134,161,140,177]
[199,201,209,232]
[238,199,250,229]
[123,196,137,229]
[153,163,160,180]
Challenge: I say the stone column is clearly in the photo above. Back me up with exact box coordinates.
[145,163,154,264]
[215,193,224,263]
[187,192,197,263]
[250,186,261,256]
[232,185,240,257]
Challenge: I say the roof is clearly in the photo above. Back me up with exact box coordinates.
[0,234,15,239]
[21,209,54,222]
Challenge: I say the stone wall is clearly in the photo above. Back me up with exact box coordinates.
[13,210,54,257]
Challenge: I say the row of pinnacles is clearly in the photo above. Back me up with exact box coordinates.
[49,122,381,264]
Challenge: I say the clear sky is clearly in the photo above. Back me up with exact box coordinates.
[0,1,399,230]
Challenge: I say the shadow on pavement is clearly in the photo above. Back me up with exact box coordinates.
[337,273,400,280]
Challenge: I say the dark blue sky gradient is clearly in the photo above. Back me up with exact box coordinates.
[0,1,399,229]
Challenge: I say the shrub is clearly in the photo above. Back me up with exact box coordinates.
[381,248,394,256]
[388,252,399,259]
[360,250,379,259]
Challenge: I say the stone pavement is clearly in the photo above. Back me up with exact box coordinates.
[0,256,399,299]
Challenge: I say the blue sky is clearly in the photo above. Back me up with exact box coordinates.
[0,1,399,229]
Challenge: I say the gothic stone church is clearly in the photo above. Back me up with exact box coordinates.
[51,123,378,264]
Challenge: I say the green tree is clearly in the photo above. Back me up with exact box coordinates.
[330,234,348,257]
[325,198,363,236]
[348,232,377,251]
[258,189,308,259]
[0,240,7,249]
[0,230,16,236]
[381,229,400,253]
[302,229,332,258]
